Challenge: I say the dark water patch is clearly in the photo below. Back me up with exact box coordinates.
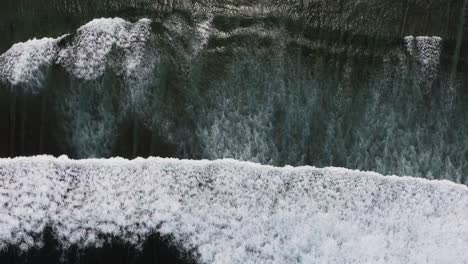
[0,227,196,264]
[2,0,467,53]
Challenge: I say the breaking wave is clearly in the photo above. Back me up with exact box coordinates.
[0,14,467,184]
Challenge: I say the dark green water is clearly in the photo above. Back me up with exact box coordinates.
[1,0,467,183]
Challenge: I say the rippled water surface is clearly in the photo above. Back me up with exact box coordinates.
[0,0,467,183]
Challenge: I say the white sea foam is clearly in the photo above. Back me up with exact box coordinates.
[0,18,155,89]
[404,36,442,88]
[0,156,467,263]
[0,37,63,89]
[57,18,153,81]
[193,16,213,55]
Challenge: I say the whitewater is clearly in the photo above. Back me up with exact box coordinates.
[1,156,467,263]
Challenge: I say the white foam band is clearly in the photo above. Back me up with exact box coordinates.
[0,37,62,89]
[1,156,467,263]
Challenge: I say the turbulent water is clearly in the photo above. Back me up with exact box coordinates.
[0,0,467,184]
[1,1,468,263]
[1,156,467,263]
